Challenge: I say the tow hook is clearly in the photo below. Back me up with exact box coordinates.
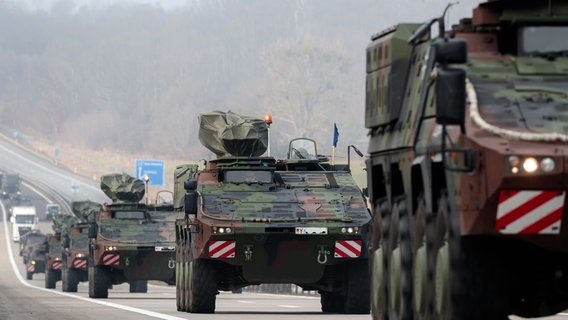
[245,245,253,261]
[168,259,175,269]
[317,246,330,264]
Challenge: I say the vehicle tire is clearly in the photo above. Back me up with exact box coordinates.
[45,268,57,289]
[89,265,110,298]
[129,280,148,293]
[67,268,79,292]
[321,291,344,313]
[431,191,508,320]
[188,259,218,313]
[344,259,370,314]
[370,201,387,320]
[387,197,413,320]
[26,270,33,280]
[176,237,183,311]
[183,233,191,313]
[411,194,432,320]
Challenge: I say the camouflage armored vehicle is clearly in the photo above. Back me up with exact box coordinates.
[365,1,568,319]
[20,230,47,280]
[45,228,64,289]
[88,173,176,298]
[59,203,99,292]
[175,111,371,314]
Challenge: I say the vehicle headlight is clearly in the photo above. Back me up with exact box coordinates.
[341,227,359,234]
[104,246,117,251]
[540,157,555,173]
[212,226,233,234]
[76,253,85,258]
[523,157,538,173]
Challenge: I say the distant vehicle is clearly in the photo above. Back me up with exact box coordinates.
[61,201,101,292]
[1,173,21,197]
[87,173,176,298]
[19,230,47,280]
[45,233,63,289]
[175,111,371,314]
[45,203,61,220]
[11,206,38,242]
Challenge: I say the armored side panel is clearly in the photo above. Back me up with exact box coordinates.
[365,24,420,129]
[198,111,268,158]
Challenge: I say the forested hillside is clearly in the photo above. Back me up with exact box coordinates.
[0,0,481,160]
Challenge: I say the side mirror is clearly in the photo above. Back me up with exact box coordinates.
[88,223,97,239]
[184,191,198,215]
[434,38,467,64]
[436,67,466,126]
[62,236,70,249]
[184,179,197,191]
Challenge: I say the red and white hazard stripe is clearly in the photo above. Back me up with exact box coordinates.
[496,190,565,234]
[103,253,120,266]
[27,264,35,272]
[73,259,87,269]
[334,240,362,258]
[52,261,63,270]
[208,240,235,258]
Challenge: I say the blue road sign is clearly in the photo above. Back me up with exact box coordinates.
[135,160,164,186]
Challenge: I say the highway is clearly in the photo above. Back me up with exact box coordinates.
[1,136,568,319]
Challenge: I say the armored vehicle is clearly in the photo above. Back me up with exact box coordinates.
[365,1,568,319]
[1,173,20,197]
[175,111,371,314]
[59,204,98,292]
[45,232,63,289]
[88,173,176,298]
[20,230,47,280]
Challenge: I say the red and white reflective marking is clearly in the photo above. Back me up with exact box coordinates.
[209,240,235,258]
[334,240,362,258]
[73,259,87,269]
[103,253,120,266]
[27,264,35,272]
[52,261,63,270]
[496,190,565,234]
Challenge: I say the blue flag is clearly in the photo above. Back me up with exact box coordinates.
[332,123,339,148]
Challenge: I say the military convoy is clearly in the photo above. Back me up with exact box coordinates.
[365,0,568,319]
[87,173,176,298]
[175,111,371,314]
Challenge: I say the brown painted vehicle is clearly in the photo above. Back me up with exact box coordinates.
[365,1,568,319]
[61,201,100,292]
[88,173,176,299]
[45,233,63,289]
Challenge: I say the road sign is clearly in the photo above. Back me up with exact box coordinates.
[135,160,164,186]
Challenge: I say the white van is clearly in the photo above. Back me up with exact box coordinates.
[11,206,38,242]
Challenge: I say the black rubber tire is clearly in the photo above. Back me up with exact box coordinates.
[67,268,79,292]
[88,265,109,298]
[432,191,509,320]
[45,268,57,289]
[410,194,433,320]
[175,236,183,311]
[344,259,370,314]
[321,291,344,313]
[370,201,388,320]
[188,259,218,313]
[26,270,33,280]
[389,198,413,320]
[129,280,148,293]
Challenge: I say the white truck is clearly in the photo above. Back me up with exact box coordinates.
[11,206,38,242]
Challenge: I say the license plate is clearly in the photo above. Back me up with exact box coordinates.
[295,227,328,235]
[155,246,175,252]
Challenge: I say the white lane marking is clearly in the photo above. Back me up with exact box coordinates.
[277,305,301,308]
[1,201,187,320]
[237,300,255,304]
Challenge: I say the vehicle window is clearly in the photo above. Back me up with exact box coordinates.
[113,211,145,219]
[15,215,35,224]
[224,170,273,184]
[520,26,568,55]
